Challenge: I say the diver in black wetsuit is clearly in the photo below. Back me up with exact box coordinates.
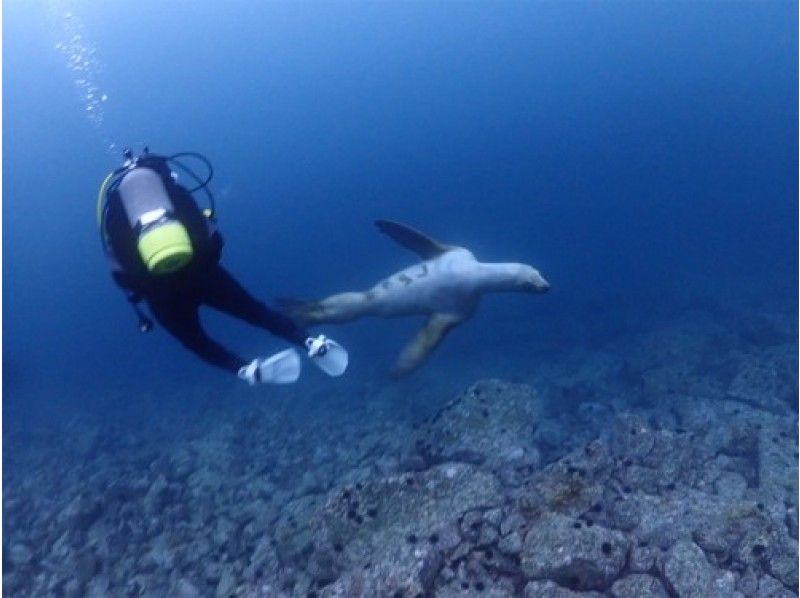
[98,148,348,384]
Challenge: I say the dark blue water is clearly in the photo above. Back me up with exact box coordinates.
[4,2,797,423]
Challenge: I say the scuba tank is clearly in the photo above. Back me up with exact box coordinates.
[118,166,193,274]
[98,148,216,275]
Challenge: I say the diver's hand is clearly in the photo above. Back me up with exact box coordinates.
[305,335,349,376]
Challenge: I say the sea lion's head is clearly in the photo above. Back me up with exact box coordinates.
[514,264,550,293]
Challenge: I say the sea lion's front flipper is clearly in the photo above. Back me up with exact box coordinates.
[375,220,455,259]
[392,313,463,377]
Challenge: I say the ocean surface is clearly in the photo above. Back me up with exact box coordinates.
[3,2,798,596]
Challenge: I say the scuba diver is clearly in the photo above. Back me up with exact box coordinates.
[97,147,348,385]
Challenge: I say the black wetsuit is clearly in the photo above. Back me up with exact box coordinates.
[104,158,306,374]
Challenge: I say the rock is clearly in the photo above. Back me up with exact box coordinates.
[576,402,614,428]
[662,541,713,597]
[609,500,640,534]
[74,425,102,458]
[61,551,98,589]
[212,517,236,550]
[518,444,611,519]
[498,531,523,555]
[727,348,795,414]
[436,574,515,596]
[104,478,145,503]
[710,570,742,598]
[627,540,659,573]
[274,493,325,563]
[736,567,759,596]
[143,474,170,516]
[203,558,225,585]
[757,574,797,598]
[171,449,197,482]
[533,419,569,450]
[2,573,25,595]
[84,574,111,598]
[215,568,236,597]
[399,454,427,472]
[611,414,695,492]
[8,543,33,567]
[174,577,203,598]
[610,414,655,461]
[298,470,325,496]
[757,415,798,517]
[714,471,747,501]
[240,498,279,535]
[523,580,604,597]
[140,534,174,571]
[243,536,279,583]
[58,493,103,533]
[628,487,740,550]
[307,548,339,586]
[766,539,799,592]
[611,574,668,597]
[313,463,503,596]
[64,578,85,598]
[410,379,544,470]
[702,416,758,460]
[521,513,629,591]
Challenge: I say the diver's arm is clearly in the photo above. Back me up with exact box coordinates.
[110,270,153,332]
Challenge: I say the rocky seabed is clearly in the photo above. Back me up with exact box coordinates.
[3,313,798,597]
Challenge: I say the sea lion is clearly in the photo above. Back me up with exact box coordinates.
[282,219,550,376]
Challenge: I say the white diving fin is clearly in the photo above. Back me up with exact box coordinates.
[258,348,302,384]
[306,335,349,377]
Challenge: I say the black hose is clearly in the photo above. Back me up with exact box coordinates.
[168,152,213,191]
[98,175,125,255]
[167,152,216,214]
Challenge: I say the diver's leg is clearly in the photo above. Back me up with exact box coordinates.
[147,295,246,374]
[202,266,308,346]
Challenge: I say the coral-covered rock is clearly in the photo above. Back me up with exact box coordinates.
[274,493,326,564]
[521,513,628,591]
[611,574,668,597]
[662,541,714,597]
[523,579,604,597]
[311,463,502,596]
[410,379,544,470]
[727,347,796,414]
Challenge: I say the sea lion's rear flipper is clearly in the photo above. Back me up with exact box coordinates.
[375,219,455,259]
[277,297,321,326]
[392,313,463,377]
[279,292,368,325]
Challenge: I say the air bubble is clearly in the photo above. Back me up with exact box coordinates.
[52,7,113,143]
